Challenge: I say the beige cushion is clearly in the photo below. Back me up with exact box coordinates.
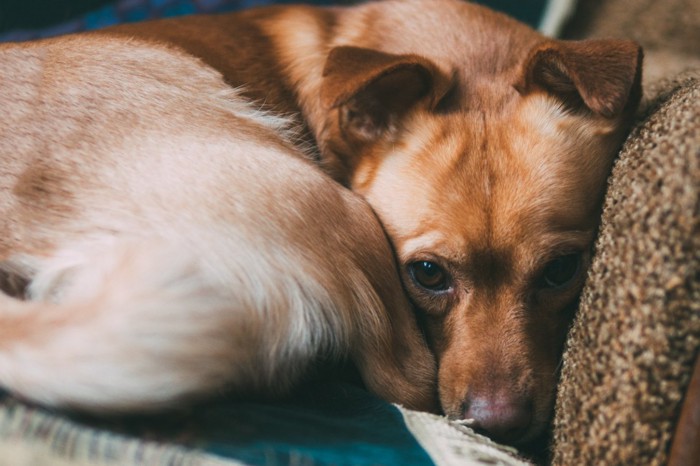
[551,71,700,465]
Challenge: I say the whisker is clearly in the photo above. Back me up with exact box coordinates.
[454,418,476,427]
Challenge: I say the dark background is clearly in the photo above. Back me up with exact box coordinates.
[0,0,548,41]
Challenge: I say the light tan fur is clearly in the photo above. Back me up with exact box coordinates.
[1,0,643,447]
[0,35,436,412]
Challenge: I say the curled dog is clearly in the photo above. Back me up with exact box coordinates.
[107,0,642,444]
[1,0,643,446]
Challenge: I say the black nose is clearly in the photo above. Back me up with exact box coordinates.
[462,391,532,444]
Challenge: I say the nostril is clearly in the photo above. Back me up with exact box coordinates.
[462,392,533,444]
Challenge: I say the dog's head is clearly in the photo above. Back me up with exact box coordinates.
[318,37,642,445]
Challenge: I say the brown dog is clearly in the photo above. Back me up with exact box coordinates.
[1,0,642,446]
[103,0,642,445]
[0,35,436,413]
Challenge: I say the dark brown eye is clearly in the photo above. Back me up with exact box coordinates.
[409,261,449,291]
[541,254,581,289]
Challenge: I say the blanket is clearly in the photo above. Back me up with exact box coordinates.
[0,382,529,465]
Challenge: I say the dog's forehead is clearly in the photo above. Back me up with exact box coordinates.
[364,101,608,260]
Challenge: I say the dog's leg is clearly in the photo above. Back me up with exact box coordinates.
[328,196,438,412]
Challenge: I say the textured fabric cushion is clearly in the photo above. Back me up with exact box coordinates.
[564,0,699,58]
[551,71,700,465]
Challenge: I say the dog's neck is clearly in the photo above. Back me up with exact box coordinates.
[105,5,341,165]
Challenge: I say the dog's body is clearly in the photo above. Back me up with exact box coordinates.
[0,35,436,412]
[0,0,642,446]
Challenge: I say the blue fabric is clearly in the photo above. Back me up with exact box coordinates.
[197,383,433,465]
[67,381,435,465]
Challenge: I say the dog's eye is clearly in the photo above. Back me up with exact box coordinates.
[409,261,449,291]
[541,254,581,289]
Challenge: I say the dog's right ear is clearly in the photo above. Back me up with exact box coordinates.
[514,39,643,118]
[321,46,452,151]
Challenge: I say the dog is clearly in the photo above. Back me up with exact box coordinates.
[101,0,642,445]
[1,0,643,446]
[0,34,438,414]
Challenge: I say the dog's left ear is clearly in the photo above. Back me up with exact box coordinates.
[321,46,452,146]
[515,39,643,118]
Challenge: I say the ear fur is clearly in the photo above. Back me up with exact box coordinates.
[515,39,643,118]
[321,46,452,145]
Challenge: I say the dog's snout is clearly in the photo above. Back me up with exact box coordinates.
[462,391,532,443]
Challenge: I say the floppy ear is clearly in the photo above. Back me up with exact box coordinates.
[514,39,643,118]
[321,46,452,146]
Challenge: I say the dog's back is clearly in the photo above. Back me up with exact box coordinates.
[0,36,437,412]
